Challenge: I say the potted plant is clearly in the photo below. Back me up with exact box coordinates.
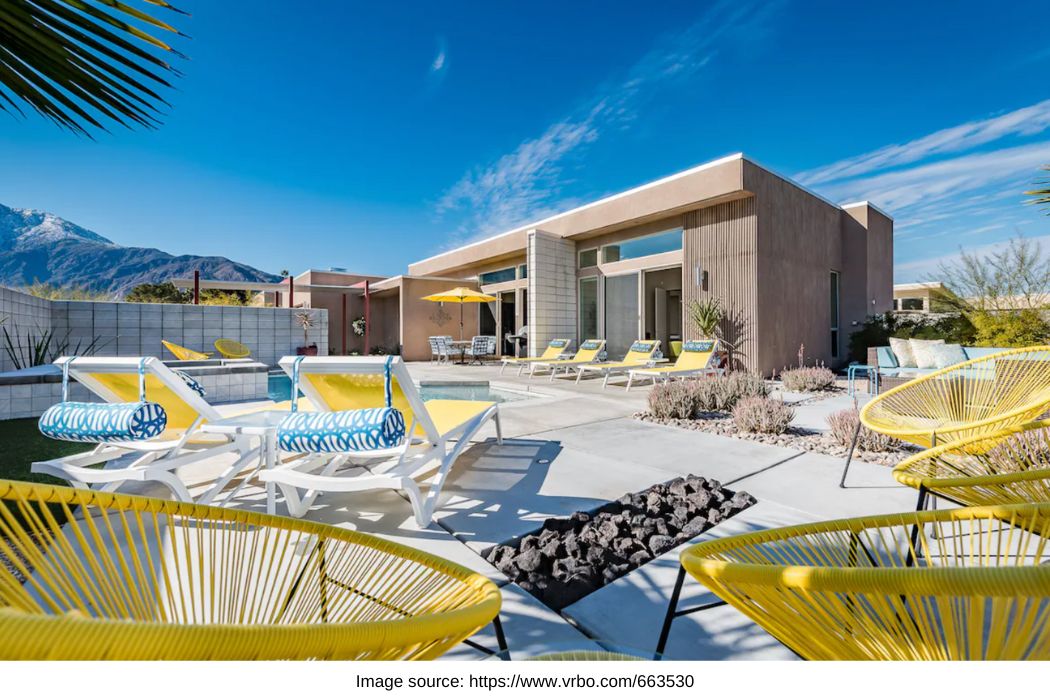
[295,310,318,356]
[351,316,366,337]
[686,297,729,367]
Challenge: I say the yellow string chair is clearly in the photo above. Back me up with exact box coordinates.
[161,340,212,361]
[840,345,1050,487]
[0,479,504,660]
[214,338,252,359]
[658,503,1050,660]
[893,418,1050,511]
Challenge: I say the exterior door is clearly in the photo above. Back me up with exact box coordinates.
[604,272,640,359]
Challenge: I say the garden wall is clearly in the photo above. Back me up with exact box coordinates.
[0,286,53,372]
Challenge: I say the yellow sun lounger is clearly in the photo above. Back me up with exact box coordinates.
[162,339,212,361]
[625,339,722,390]
[259,355,502,526]
[32,356,255,504]
[529,339,606,381]
[575,340,662,387]
[499,338,572,375]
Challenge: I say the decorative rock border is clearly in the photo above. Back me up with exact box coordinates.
[637,411,919,467]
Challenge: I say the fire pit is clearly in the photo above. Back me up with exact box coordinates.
[486,475,755,610]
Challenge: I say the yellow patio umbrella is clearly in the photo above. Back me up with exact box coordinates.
[421,286,497,340]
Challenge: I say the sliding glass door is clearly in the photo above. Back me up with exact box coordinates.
[604,273,639,359]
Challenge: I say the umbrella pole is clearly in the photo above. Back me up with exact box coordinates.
[460,304,464,341]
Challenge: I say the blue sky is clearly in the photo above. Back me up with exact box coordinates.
[1,0,1049,281]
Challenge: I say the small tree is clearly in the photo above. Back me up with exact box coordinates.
[686,297,723,338]
[125,282,191,304]
[295,310,316,346]
[937,236,1050,347]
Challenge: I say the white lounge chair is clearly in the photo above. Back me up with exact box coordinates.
[259,355,502,526]
[626,339,723,389]
[32,356,255,503]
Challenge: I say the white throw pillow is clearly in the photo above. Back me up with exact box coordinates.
[927,342,968,369]
[889,337,917,368]
[909,338,946,369]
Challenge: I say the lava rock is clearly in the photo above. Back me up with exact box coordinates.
[516,549,545,573]
[520,534,540,551]
[629,550,650,567]
[541,539,566,560]
[647,534,675,554]
[682,516,709,538]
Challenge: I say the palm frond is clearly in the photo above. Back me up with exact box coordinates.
[0,0,187,135]
[1026,165,1050,211]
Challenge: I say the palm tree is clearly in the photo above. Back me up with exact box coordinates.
[0,0,187,135]
[1027,166,1050,211]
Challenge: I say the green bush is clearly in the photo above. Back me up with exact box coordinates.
[970,309,1050,347]
[847,312,976,362]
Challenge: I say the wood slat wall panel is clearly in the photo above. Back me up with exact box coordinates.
[683,197,758,371]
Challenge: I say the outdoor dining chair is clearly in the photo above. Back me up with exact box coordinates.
[0,479,505,660]
[893,418,1050,509]
[841,345,1050,487]
[659,503,1050,660]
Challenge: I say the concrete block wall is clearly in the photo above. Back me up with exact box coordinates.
[50,301,328,367]
[527,229,577,357]
[0,287,54,372]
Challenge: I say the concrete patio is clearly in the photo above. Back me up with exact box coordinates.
[161,361,918,660]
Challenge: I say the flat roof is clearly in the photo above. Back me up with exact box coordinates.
[409,152,894,277]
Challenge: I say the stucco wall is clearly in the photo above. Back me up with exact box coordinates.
[399,277,482,362]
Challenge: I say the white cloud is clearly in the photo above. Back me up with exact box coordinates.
[435,0,781,246]
[797,99,1050,186]
[431,50,446,73]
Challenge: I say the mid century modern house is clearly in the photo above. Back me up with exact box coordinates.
[178,153,894,375]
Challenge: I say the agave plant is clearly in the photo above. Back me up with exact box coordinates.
[1027,166,1050,211]
[687,297,724,338]
[1,324,109,369]
[0,0,188,135]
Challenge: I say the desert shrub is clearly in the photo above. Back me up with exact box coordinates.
[826,407,900,452]
[732,397,794,434]
[969,309,1050,347]
[780,366,836,392]
[647,372,768,419]
[648,381,700,420]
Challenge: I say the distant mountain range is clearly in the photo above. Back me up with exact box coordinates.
[0,204,281,296]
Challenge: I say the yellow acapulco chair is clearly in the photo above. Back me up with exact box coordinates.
[162,339,212,361]
[893,418,1050,510]
[0,479,504,660]
[662,504,1050,660]
[214,338,252,359]
[840,345,1050,487]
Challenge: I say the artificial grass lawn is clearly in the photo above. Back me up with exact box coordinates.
[0,418,84,486]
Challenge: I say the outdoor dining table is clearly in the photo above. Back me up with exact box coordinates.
[449,339,472,364]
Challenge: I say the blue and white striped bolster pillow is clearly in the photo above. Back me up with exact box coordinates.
[39,401,168,443]
[277,407,407,453]
[629,341,656,353]
[173,369,206,397]
[581,340,602,350]
[683,340,715,352]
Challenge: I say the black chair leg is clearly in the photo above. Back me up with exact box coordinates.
[839,420,862,488]
[655,565,687,659]
[492,615,510,660]
[904,485,928,569]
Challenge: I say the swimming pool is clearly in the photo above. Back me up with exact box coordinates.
[267,373,527,404]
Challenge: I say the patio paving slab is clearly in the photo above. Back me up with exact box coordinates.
[434,439,682,555]
[442,583,602,660]
[728,450,917,519]
[527,417,804,484]
[562,500,819,660]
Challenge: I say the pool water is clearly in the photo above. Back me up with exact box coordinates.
[267,373,525,404]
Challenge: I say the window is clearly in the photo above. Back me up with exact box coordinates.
[830,271,840,359]
[578,248,598,268]
[900,298,924,311]
[479,267,516,285]
[578,277,598,340]
[601,228,683,264]
[518,264,528,279]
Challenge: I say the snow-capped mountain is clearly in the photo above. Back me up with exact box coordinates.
[0,203,281,295]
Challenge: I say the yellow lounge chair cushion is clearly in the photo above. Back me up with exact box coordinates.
[423,400,496,436]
